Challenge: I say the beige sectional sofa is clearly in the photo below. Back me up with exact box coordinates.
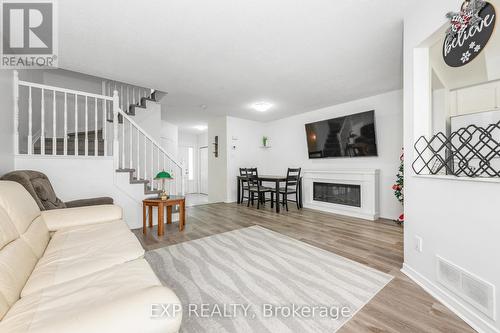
[0,181,182,333]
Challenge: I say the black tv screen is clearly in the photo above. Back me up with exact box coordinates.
[305,110,378,158]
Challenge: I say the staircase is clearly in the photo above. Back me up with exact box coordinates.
[13,71,184,197]
[322,120,344,157]
[115,168,162,195]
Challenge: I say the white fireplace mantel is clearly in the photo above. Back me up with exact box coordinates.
[302,169,380,221]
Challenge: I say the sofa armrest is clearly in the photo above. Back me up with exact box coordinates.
[65,197,114,208]
[41,204,123,231]
[39,286,182,333]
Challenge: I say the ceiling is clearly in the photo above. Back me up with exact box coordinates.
[58,0,412,131]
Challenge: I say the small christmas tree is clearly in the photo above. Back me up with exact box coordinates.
[392,149,404,223]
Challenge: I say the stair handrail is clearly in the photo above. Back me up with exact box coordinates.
[112,91,183,171]
[19,80,114,102]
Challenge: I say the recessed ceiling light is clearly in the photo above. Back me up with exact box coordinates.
[193,125,207,131]
[252,102,273,112]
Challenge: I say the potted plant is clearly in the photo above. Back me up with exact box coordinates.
[262,136,269,147]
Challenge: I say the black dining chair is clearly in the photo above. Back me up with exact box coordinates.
[247,168,258,186]
[239,168,251,204]
[240,167,270,204]
[279,168,302,211]
[242,174,274,209]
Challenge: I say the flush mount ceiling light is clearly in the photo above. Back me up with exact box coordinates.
[252,102,273,112]
[193,125,207,131]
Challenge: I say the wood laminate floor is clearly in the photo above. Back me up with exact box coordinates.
[132,202,475,333]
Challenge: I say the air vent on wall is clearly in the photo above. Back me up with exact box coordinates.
[437,256,496,320]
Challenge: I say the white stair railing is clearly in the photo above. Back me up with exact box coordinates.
[103,80,154,114]
[14,72,113,157]
[13,73,183,196]
[112,91,184,195]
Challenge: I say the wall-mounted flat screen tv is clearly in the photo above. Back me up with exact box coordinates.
[305,110,378,159]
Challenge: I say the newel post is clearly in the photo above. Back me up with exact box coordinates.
[13,70,19,155]
[112,90,120,168]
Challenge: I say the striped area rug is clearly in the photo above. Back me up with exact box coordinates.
[145,226,393,333]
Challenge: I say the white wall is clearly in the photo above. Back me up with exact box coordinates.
[198,132,208,147]
[161,121,179,159]
[404,1,500,332]
[0,70,14,175]
[207,116,227,203]
[179,132,198,145]
[432,88,448,135]
[18,69,102,93]
[261,90,403,219]
[226,117,266,202]
[42,69,102,94]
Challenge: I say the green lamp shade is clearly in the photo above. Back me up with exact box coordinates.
[154,171,173,180]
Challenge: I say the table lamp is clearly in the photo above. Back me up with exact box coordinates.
[154,170,173,200]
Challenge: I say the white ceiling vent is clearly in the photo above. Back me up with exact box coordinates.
[437,256,496,320]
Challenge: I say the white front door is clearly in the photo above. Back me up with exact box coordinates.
[199,147,208,194]
[179,146,196,194]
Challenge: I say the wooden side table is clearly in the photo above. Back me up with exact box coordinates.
[142,196,186,236]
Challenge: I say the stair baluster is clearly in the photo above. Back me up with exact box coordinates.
[94,98,98,156]
[28,86,33,155]
[52,90,56,155]
[129,121,133,169]
[137,127,141,177]
[112,90,120,167]
[63,93,68,156]
[157,147,160,175]
[75,95,78,156]
[103,98,107,156]
[121,104,125,167]
[126,86,130,113]
[150,141,154,190]
[13,71,19,155]
[143,136,147,181]
[41,89,45,155]
[85,96,88,156]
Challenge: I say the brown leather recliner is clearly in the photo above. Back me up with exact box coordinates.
[1,170,113,211]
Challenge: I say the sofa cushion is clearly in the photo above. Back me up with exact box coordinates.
[0,293,8,321]
[31,177,66,210]
[0,181,41,235]
[1,171,46,211]
[0,259,182,333]
[20,217,50,259]
[0,239,38,307]
[22,220,144,296]
[0,182,47,320]
[0,207,18,250]
[0,171,66,211]
[0,182,50,259]
[41,204,123,232]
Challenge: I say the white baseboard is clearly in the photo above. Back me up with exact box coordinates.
[401,263,499,333]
